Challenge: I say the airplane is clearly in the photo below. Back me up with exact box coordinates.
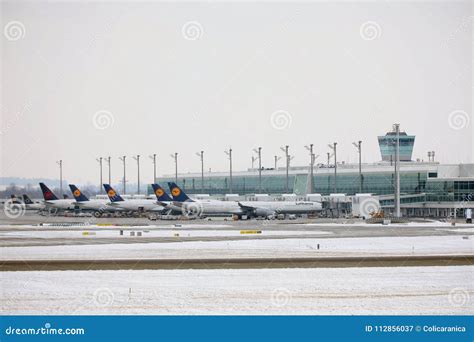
[167,182,322,219]
[103,184,165,213]
[238,199,322,217]
[167,182,242,217]
[68,184,116,217]
[22,194,45,210]
[39,183,75,210]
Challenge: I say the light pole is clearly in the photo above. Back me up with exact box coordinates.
[253,147,262,193]
[274,155,281,169]
[225,148,233,193]
[105,156,111,185]
[133,155,140,194]
[311,153,319,193]
[352,140,362,193]
[119,156,126,194]
[149,154,157,184]
[96,157,103,192]
[195,151,204,191]
[305,144,314,193]
[56,160,63,196]
[170,153,178,183]
[280,145,292,193]
[393,124,401,217]
[328,142,337,193]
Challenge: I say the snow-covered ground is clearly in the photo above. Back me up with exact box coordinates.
[0,224,235,230]
[0,229,328,239]
[2,221,473,230]
[1,235,472,261]
[302,222,474,228]
[1,266,472,315]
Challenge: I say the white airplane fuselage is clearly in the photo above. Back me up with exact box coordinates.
[75,199,115,211]
[25,202,45,210]
[179,199,321,217]
[240,201,322,214]
[179,199,242,216]
[43,199,75,210]
[107,199,164,212]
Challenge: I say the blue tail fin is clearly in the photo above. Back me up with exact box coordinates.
[167,182,192,202]
[39,183,59,201]
[22,194,33,204]
[69,184,89,202]
[103,184,124,202]
[151,184,173,201]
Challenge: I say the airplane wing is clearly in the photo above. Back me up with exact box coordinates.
[157,201,171,208]
[237,202,277,216]
[237,202,256,211]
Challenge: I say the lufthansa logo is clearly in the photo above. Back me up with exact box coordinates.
[171,188,181,197]
[73,190,81,197]
[155,188,164,197]
[108,190,116,197]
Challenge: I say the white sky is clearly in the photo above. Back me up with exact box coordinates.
[1,0,472,185]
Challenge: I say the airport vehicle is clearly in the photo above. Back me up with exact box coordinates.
[167,182,322,219]
[69,184,115,217]
[22,194,45,210]
[103,184,164,213]
[39,183,75,210]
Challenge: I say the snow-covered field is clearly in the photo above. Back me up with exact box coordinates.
[302,222,474,228]
[1,266,472,315]
[0,228,327,239]
[1,235,472,260]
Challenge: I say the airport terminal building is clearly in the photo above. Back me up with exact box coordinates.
[156,129,474,218]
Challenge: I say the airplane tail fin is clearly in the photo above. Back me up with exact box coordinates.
[39,183,59,201]
[167,182,192,202]
[103,184,124,202]
[151,184,173,202]
[22,194,33,204]
[69,184,89,202]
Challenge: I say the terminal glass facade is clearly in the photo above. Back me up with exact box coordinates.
[155,172,474,205]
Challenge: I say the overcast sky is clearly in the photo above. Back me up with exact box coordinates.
[1,0,472,186]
